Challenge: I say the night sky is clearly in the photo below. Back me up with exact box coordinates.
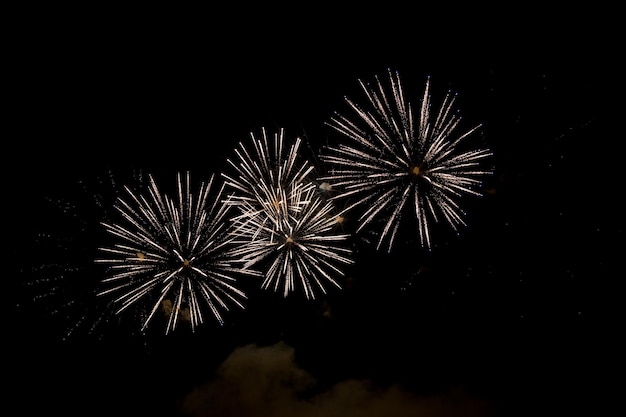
[7,11,619,417]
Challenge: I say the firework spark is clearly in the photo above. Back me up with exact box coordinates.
[319,69,493,251]
[222,127,354,299]
[17,167,155,340]
[95,171,260,334]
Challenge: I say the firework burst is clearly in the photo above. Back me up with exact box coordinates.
[17,167,162,340]
[229,183,354,299]
[95,171,261,334]
[222,127,354,299]
[319,69,493,251]
[221,126,316,207]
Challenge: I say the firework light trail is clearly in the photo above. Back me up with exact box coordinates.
[95,171,261,334]
[222,127,354,299]
[319,69,493,251]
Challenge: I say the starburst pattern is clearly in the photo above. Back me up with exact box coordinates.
[95,171,260,334]
[229,182,354,299]
[222,127,315,208]
[222,127,354,299]
[319,69,493,251]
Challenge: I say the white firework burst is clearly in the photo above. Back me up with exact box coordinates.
[229,182,354,299]
[319,69,493,251]
[222,127,354,299]
[221,126,316,208]
[95,171,261,334]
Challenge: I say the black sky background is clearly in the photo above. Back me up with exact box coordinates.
[7,10,620,417]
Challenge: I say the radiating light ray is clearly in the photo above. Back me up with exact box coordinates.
[95,171,261,334]
[222,127,354,299]
[319,69,493,251]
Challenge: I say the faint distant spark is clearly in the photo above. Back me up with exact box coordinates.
[319,69,493,251]
[95,171,260,334]
[223,127,354,299]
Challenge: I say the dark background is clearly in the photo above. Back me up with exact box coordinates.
[7,8,619,417]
